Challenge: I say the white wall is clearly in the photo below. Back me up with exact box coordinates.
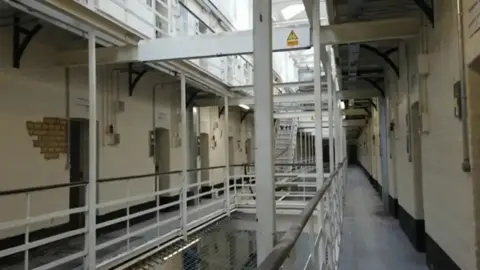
[199,106,253,183]
[388,1,476,268]
[0,23,252,238]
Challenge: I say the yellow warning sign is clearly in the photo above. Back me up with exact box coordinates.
[287,30,299,47]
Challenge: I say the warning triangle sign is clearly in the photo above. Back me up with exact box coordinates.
[287,30,299,47]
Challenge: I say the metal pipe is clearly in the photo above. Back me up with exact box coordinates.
[328,72,334,173]
[405,42,413,163]
[180,73,189,240]
[65,67,70,170]
[224,96,230,214]
[456,0,471,172]
[86,30,97,269]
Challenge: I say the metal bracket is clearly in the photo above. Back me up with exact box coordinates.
[362,78,385,97]
[128,64,148,96]
[413,0,434,27]
[219,106,225,117]
[241,110,252,122]
[384,47,399,56]
[368,99,378,111]
[186,90,200,108]
[12,15,42,69]
[360,44,399,77]
[363,107,372,118]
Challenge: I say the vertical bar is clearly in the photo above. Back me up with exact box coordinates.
[24,193,30,270]
[312,0,325,268]
[126,180,131,251]
[299,131,303,167]
[167,0,172,35]
[253,0,275,264]
[180,73,188,239]
[224,96,230,214]
[87,30,97,270]
[379,97,390,212]
[327,72,334,174]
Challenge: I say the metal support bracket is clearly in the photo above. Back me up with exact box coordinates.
[12,15,42,69]
[186,90,200,108]
[219,106,225,117]
[241,110,253,122]
[368,99,378,110]
[128,63,148,96]
[413,0,434,27]
[363,107,372,118]
[360,44,399,77]
[362,78,385,97]
[384,47,399,56]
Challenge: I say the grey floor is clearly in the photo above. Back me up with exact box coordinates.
[338,167,428,270]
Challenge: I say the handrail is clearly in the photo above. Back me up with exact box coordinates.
[0,165,228,196]
[257,158,347,270]
[0,162,321,196]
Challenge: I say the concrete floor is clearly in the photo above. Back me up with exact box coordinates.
[338,167,428,270]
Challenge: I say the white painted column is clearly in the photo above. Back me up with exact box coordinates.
[224,97,231,214]
[180,73,189,239]
[86,30,97,269]
[313,0,325,268]
[253,0,275,264]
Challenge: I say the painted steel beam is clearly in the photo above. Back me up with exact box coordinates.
[302,0,314,24]
[138,24,311,61]
[230,80,320,91]
[339,89,381,99]
[56,18,419,65]
[274,111,315,118]
[321,17,420,45]
[343,108,369,116]
[272,109,369,118]
[298,119,365,128]
[195,89,379,107]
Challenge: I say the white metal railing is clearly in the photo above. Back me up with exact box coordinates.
[83,0,255,86]
[0,162,334,269]
[258,158,347,270]
[79,0,171,39]
[172,3,254,86]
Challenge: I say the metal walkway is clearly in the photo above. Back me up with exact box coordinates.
[1,197,227,270]
[338,167,427,270]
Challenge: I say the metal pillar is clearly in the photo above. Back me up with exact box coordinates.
[299,131,303,164]
[180,73,189,239]
[313,0,325,268]
[379,97,390,212]
[254,0,275,264]
[86,30,97,270]
[327,72,334,173]
[224,96,230,214]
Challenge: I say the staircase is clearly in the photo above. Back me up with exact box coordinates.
[274,118,298,172]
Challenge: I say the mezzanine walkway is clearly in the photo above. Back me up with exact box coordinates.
[338,167,427,270]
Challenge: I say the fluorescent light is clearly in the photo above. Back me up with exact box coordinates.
[340,101,345,109]
[239,104,250,110]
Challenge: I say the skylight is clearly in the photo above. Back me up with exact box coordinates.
[280,4,305,20]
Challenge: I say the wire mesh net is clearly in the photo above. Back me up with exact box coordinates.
[126,215,258,270]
